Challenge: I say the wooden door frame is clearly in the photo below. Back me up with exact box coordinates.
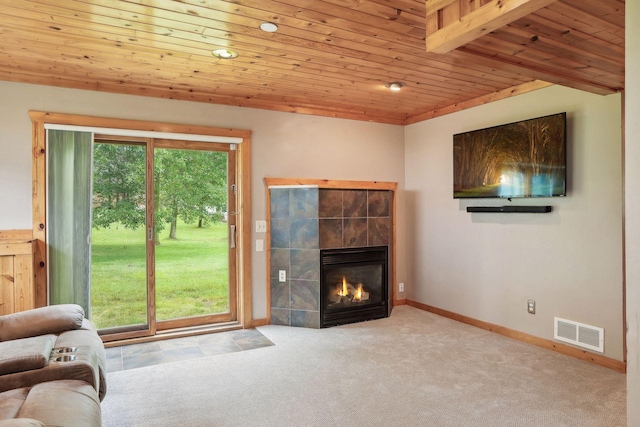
[152,140,238,331]
[29,111,253,330]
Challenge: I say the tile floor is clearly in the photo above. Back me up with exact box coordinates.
[105,328,274,373]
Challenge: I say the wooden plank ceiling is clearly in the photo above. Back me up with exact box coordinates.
[0,0,624,125]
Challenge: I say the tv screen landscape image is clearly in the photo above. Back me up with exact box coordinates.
[453,112,566,199]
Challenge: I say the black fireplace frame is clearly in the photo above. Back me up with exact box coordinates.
[320,246,388,328]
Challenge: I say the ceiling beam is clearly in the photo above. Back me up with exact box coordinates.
[451,48,619,95]
[425,0,559,54]
[404,80,553,125]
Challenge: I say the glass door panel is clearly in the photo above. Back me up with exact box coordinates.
[90,141,149,331]
[153,147,233,325]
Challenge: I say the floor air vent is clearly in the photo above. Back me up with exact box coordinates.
[554,317,604,353]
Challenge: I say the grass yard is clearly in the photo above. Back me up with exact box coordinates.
[90,221,229,330]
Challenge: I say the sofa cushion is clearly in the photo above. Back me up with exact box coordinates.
[0,336,56,376]
[18,380,102,427]
[0,305,84,342]
[0,381,100,427]
[0,388,29,420]
[0,389,47,426]
[0,419,45,427]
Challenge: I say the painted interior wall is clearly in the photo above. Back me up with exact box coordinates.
[625,1,639,424]
[404,85,624,361]
[0,80,406,321]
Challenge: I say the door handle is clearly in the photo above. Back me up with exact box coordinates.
[230,224,236,248]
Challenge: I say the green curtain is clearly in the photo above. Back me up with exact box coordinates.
[47,129,93,315]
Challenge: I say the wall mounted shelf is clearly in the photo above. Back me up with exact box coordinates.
[467,206,552,213]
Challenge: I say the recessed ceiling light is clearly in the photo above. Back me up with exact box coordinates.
[212,48,239,59]
[260,22,278,33]
[386,82,405,91]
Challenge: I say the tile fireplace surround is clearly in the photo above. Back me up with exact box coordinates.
[269,186,392,328]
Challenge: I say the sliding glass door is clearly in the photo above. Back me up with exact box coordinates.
[47,130,238,339]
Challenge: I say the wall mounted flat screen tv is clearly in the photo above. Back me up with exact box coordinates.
[453,112,566,199]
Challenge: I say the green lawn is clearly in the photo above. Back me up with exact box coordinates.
[90,221,229,330]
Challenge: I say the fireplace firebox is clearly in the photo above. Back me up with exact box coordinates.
[320,246,388,328]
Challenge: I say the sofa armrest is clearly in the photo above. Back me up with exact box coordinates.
[0,335,56,376]
[0,305,84,342]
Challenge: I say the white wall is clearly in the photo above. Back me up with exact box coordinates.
[626,1,640,424]
[405,85,624,360]
[0,80,406,320]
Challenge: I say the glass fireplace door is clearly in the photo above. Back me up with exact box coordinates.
[320,246,388,328]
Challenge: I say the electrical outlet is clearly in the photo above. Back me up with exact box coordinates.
[399,282,405,293]
[279,270,286,282]
[255,239,263,252]
[527,299,536,314]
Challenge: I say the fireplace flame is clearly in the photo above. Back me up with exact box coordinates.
[331,278,370,305]
[339,277,348,297]
[354,283,363,301]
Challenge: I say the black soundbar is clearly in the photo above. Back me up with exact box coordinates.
[467,206,552,213]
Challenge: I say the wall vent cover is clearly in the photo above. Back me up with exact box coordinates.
[554,317,604,353]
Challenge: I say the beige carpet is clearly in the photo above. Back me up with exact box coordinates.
[101,306,626,426]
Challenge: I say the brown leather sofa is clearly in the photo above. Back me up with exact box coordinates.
[0,305,106,426]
